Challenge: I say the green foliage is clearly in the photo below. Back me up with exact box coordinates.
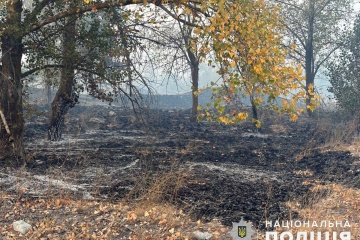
[24,1,152,104]
[327,14,360,115]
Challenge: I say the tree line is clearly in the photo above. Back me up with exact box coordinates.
[0,0,357,160]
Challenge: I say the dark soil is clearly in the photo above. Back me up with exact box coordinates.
[2,105,360,231]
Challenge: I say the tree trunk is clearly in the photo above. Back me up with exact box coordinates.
[45,82,52,106]
[305,0,315,117]
[250,94,259,130]
[0,0,25,159]
[44,59,52,106]
[48,17,77,141]
[305,54,315,116]
[251,99,258,121]
[187,49,199,123]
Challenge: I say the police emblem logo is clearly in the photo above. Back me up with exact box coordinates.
[238,226,246,238]
[229,218,255,240]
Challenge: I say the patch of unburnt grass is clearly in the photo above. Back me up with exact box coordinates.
[279,184,360,239]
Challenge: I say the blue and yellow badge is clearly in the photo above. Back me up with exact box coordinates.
[229,218,255,240]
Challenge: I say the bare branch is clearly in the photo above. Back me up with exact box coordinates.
[157,5,199,27]
[314,46,339,76]
[23,0,56,29]
[29,0,202,33]
[21,64,65,78]
[0,108,13,143]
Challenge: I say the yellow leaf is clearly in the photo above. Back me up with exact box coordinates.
[290,114,298,122]
[127,211,137,221]
[252,118,262,128]
[237,112,248,120]
[230,61,236,68]
[219,116,230,124]
[307,104,315,112]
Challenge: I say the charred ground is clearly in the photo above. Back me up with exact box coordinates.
[1,105,360,234]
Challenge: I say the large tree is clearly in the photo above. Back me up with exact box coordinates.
[0,0,26,159]
[275,0,353,115]
[48,5,77,141]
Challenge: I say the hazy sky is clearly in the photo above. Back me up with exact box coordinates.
[153,63,220,95]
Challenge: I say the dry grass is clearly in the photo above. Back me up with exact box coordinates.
[293,135,320,161]
[316,116,360,166]
[126,145,191,203]
[127,163,190,203]
[176,139,209,155]
[320,117,358,149]
[293,115,359,160]
[279,114,360,239]
[269,124,288,135]
[279,184,360,239]
[273,114,360,239]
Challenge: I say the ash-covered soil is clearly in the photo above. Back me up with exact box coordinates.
[1,105,360,230]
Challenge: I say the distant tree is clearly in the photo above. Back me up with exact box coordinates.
[169,13,201,123]
[151,7,203,123]
[327,14,360,115]
[274,0,353,116]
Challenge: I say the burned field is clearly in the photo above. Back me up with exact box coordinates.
[1,105,360,237]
